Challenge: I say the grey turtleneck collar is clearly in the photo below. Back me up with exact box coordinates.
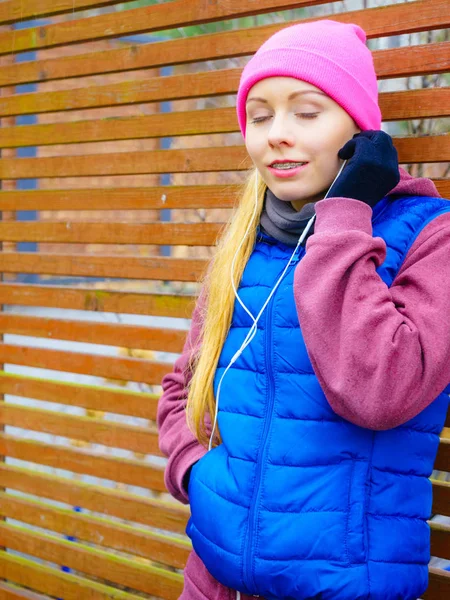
[259,187,316,247]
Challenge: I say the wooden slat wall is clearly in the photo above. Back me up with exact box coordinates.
[0,1,448,599]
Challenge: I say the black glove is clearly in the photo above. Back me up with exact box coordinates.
[327,130,400,208]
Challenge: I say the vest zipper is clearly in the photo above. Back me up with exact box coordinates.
[242,249,304,593]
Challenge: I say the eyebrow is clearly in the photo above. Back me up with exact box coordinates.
[246,90,327,105]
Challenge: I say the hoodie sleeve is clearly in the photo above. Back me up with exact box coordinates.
[157,290,208,504]
[293,196,450,430]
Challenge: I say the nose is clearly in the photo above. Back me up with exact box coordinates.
[267,114,295,148]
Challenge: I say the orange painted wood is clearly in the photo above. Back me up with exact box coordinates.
[2,88,448,149]
[0,550,181,600]
[0,283,196,318]
[2,0,448,86]
[0,493,190,569]
[0,138,447,180]
[0,343,172,384]
[0,186,237,211]
[0,434,165,490]
[0,253,207,282]
[0,373,159,420]
[0,0,125,25]
[0,183,446,211]
[0,107,239,148]
[0,313,187,353]
[423,567,450,600]
[0,221,223,246]
[0,463,190,533]
[0,403,161,454]
[0,43,448,117]
[0,146,250,178]
[430,522,450,560]
[0,521,184,598]
[0,0,339,55]
[436,180,450,197]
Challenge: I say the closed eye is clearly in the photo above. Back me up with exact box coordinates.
[249,116,271,124]
[297,113,319,119]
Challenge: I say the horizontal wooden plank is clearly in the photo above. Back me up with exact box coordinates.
[3,0,448,86]
[0,137,447,180]
[437,180,450,198]
[430,522,450,560]
[0,283,196,318]
[435,433,450,472]
[0,0,125,25]
[0,550,179,600]
[0,372,159,420]
[0,0,338,56]
[0,403,161,454]
[0,185,237,211]
[0,182,447,212]
[0,582,50,600]
[424,567,450,600]
[0,313,187,353]
[0,146,250,178]
[2,88,448,149]
[1,43,448,118]
[0,107,239,148]
[0,253,207,282]
[0,521,184,598]
[0,463,190,533]
[0,433,165,490]
[0,492,190,569]
[0,221,223,246]
[0,342,172,384]
[431,480,450,516]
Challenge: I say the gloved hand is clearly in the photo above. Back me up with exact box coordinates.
[327,130,400,208]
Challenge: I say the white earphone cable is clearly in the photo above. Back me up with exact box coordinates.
[208,160,347,452]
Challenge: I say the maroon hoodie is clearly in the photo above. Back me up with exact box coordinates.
[158,169,450,599]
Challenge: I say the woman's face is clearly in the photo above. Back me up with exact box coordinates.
[244,77,360,210]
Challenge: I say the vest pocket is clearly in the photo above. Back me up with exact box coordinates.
[345,459,368,564]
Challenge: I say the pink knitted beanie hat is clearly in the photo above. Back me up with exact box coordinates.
[236,19,381,137]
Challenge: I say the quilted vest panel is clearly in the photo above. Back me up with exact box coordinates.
[186,195,450,600]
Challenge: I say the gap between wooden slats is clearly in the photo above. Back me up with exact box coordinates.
[0,492,189,569]
[0,182,448,211]
[0,137,448,179]
[0,343,172,384]
[0,43,448,118]
[0,463,190,533]
[0,550,181,600]
[0,0,341,55]
[2,0,449,86]
[2,88,449,149]
[0,0,126,26]
[0,373,159,419]
[0,521,184,598]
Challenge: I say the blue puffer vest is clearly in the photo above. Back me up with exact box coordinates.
[187,195,450,600]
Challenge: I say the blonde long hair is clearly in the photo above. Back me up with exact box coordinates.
[186,167,267,447]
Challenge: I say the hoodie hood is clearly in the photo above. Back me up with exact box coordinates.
[390,167,441,198]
